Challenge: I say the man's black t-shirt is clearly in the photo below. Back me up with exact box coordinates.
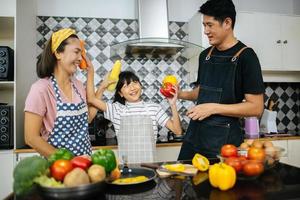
[196,41,265,103]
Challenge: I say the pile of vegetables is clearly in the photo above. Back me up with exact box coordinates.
[13,148,120,196]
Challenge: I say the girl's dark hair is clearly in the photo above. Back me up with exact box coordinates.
[113,71,141,105]
[199,0,236,29]
[36,34,78,78]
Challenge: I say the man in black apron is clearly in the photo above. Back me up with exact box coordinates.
[178,0,265,159]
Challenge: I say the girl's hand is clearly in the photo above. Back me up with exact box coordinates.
[167,85,178,106]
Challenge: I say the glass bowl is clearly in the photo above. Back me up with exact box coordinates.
[264,146,285,169]
[218,146,285,179]
[217,155,264,179]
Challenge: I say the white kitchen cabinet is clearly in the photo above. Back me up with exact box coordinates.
[0,1,15,198]
[156,145,181,162]
[287,140,300,168]
[0,150,14,199]
[270,140,289,164]
[235,12,300,71]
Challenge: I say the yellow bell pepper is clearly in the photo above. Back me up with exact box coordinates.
[192,153,210,171]
[162,75,177,85]
[209,163,236,191]
[192,172,208,185]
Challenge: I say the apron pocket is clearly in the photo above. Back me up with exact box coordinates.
[191,119,230,158]
[197,85,222,104]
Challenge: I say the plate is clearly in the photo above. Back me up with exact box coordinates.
[37,179,106,200]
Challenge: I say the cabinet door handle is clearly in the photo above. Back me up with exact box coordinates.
[283,40,288,44]
[276,40,281,44]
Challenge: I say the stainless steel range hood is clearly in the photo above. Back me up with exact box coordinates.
[110,0,202,57]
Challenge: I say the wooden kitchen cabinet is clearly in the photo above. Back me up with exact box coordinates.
[235,12,300,71]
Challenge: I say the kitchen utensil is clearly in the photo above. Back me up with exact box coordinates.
[272,101,279,111]
[106,166,157,194]
[260,109,278,133]
[106,166,156,186]
[36,179,106,200]
[244,117,260,139]
[267,99,274,110]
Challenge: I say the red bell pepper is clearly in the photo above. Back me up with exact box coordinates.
[71,156,92,170]
[160,82,175,98]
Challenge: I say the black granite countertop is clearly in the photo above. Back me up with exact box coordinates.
[9,161,300,200]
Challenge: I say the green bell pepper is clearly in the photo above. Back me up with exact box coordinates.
[48,148,74,165]
[91,149,117,173]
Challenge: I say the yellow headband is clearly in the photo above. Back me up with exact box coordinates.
[51,28,76,53]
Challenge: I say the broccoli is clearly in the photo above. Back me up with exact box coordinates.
[13,156,49,196]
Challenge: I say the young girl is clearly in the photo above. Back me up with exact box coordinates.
[87,64,182,163]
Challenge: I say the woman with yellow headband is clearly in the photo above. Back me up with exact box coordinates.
[24,28,97,157]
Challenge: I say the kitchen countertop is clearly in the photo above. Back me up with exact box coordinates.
[14,136,300,154]
[14,142,183,153]
[9,161,300,200]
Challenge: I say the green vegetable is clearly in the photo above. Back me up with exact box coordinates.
[48,148,74,165]
[13,156,49,196]
[91,149,117,173]
[34,175,64,188]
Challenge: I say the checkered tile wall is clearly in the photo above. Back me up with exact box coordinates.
[264,83,300,134]
[36,16,193,141]
[37,16,300,141]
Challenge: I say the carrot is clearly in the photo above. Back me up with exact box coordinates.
[79,40,88,69]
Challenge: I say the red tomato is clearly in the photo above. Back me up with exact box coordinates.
[238,156,248,167]
[160,82,175,98]
[248,147,266,161]
[243,160,264,176]
[221,144,238,157]
[50,159,73,181]
[225,157,243,172]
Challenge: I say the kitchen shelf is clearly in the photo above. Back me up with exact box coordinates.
[0,81,14,90]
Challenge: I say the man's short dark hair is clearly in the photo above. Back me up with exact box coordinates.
[199,0,236,29]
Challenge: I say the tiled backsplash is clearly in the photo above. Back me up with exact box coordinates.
[264,83,300,134]
[36,16,194,141]
[37,16,300,140]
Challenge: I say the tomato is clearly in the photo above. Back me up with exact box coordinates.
[248,147,266,161]
[243,160,264,176]
[160,82,175,98]
[238,156,248,167]
[225,157,243,172]
[50,159,73,181]
[221,144,238,157]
